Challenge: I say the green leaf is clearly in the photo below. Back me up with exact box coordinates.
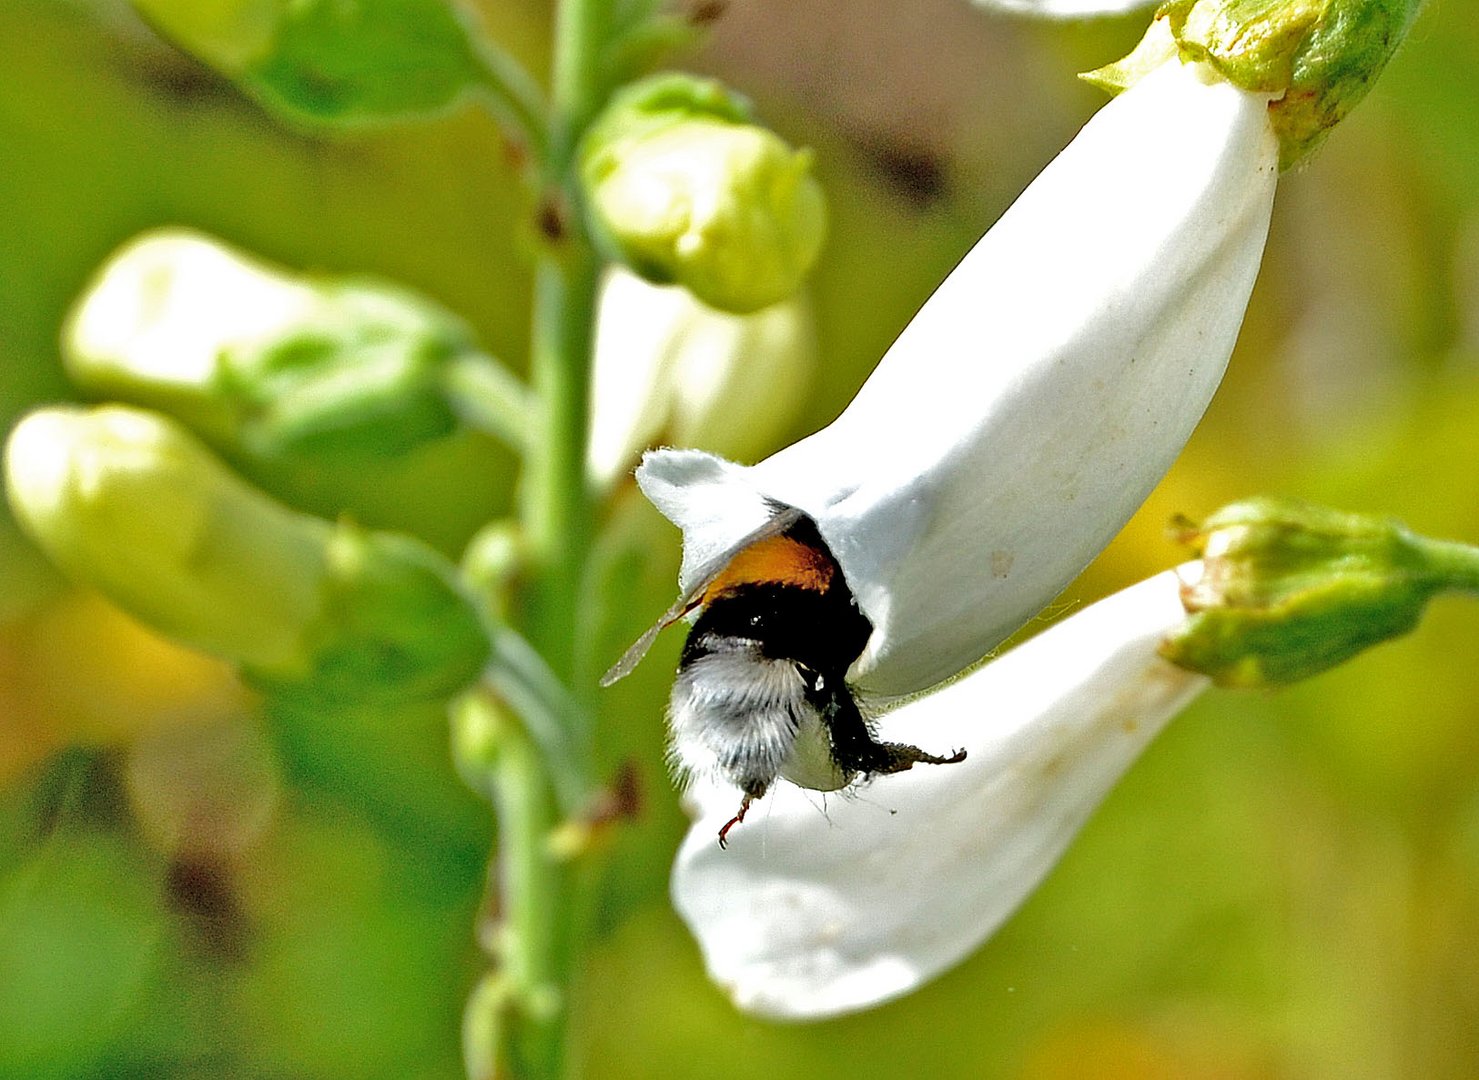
[245,0,486,124]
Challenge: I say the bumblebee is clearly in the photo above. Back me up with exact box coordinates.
[603,506,964,846]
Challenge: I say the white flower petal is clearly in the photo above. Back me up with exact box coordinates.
[671,566,1208,1020]
[970,0,1158,19]
[589,269,815,487]
[588,270,691,486]
[638,60,1278,697]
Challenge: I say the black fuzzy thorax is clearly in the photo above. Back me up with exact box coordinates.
[680,581,872,678]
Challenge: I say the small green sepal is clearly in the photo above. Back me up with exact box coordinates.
[275,521,492,704]
[1083,0,1425,168]
[1081,17,1180,96]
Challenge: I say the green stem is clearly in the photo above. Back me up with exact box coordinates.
[520,0,609,680]
[454,686,576,1080]
[1413,535,1479,594]
[546,0,613,169]
[521,255,598,679]
[489,698,569,1080]
[475,4,613,1079]
[485,626,595,817]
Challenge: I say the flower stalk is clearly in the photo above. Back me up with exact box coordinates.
[454,687,571,1080]
[474,1,615,1077]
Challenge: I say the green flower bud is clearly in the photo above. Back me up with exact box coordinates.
[449,687,512,798]
[580,74,827,314]
[6,405,330,672]
[129,0,486,125]
[64,229,481,461]
[1084,0,1424,168]
[294,522,490,703]
[1161,497,1479,687]
[4,405,488,701]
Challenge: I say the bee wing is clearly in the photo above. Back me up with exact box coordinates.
[598,503,804,687]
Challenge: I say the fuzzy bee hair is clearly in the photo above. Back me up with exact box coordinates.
[666,644,816,796]
[603,508,965,845]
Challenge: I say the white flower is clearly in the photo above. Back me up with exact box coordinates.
[587,268,814,488]
[672,566,1208,1020]
[636,57,1277,1018]
[637,58,1279,699]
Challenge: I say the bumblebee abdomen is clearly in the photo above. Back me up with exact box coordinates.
[668,644,816,794]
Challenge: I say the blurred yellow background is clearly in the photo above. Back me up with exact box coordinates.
[2,1,1477,1077]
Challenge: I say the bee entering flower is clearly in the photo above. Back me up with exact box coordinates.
[606,507,965,846]
[603,55,1279,843]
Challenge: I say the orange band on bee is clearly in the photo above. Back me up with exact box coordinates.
[702,534,836,603]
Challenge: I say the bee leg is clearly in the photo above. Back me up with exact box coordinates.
[822,688,966,778]
[717,792,757,849]
[868,741,967,774]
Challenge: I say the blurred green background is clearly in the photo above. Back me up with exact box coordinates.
[2,0,1478,1077]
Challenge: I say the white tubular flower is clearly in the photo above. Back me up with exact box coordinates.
[672,566,1208,1020]
[587,268,814,488]
[637,58,1279,699]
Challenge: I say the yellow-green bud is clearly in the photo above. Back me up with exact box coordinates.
[1161,497,1479,687]
[65,229,476,460]
[4,405,488,701]
[1083,0,1424,168]
[129,0,485,125]
[6,405,329,672]
[580,74,827,315]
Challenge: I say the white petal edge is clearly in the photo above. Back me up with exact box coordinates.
[969,0,1159,19]
[638,60,1278,698]
[671,565,1209,1020]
